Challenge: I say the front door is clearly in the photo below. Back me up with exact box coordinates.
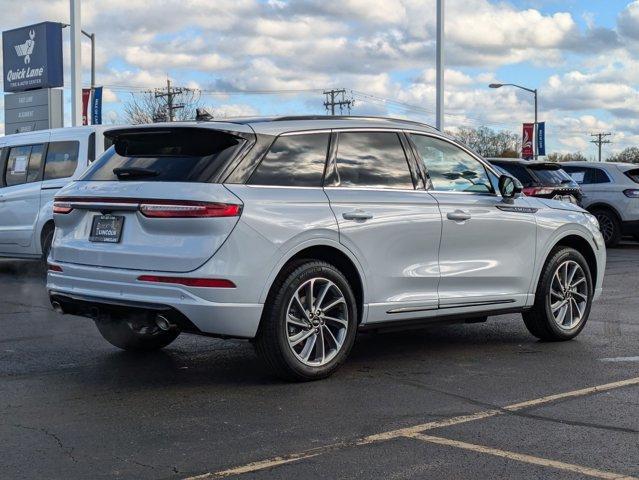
[323,130,442,324]
[0,136,48,253]
[409,133,537,311]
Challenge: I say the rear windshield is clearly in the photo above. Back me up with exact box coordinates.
[80,128,245,182]
[491,161,535,187]
[528,164,574,185]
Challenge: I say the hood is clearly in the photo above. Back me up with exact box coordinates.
[535,197,586,213]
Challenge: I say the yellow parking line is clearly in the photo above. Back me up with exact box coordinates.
[183,376,639,479]
[407,433,638,480]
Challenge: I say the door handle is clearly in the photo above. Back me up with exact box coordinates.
[447,210,471,221]
[342,210,373,221]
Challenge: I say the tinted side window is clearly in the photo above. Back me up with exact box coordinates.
[591,168,610,184]
[248,133,329,187]
[411,135,492,193]
[44,141,80,180]
[330,132,413,189]
[563,166,586,184]
[5,144,45,186]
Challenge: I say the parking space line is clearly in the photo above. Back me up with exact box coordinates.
[407,433,638,480]
[183,376,639,479]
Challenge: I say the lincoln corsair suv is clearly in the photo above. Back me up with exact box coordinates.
[47,117,606,381]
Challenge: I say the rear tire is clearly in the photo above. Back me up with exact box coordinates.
[41,224,54,263]
[254,260,358,381]
[592,208,621,247]
[95,317,179,351]
[523,247,593,341]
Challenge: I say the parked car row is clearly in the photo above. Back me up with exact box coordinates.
[0,126,113,260]
[42,117,605,380]
[487,158,639,247]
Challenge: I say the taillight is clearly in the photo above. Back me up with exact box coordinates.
[623,189,639,198]
[522,187,553,196]
[137,275,236,288]
[48,264,63,272]
[139,202,242,218]
[53,202,73,214]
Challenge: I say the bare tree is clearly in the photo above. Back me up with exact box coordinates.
[546,152,588,163]
[446,126,521,158]
[122,88,201,125]
[608,147,639,164]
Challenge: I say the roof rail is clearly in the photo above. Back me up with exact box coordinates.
[269,115,436,129]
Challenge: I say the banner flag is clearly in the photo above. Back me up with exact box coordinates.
[91,86,103,125]
[522,123,534,159]
[82,88,91,126]
[537,122,546,157]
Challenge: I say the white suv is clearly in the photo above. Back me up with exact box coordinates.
[47,117,605,380]
[562,161,639,247]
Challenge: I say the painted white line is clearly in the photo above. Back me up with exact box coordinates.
[600,357,639,363]
[408,433,638,480]
[183,376,639,479]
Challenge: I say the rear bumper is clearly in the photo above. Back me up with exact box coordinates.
[47,263,263,339]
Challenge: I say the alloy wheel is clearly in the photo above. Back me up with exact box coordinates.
[549,260,588,330]
[595,213,614,244]
[286,277,349,366]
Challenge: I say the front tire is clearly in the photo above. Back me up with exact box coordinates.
[523,247,593,341]
[254,260,358,381]
[95,317,179,351]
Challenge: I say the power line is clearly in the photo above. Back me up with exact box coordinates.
[323,89,354,115]
[590,132,612,162]
[150,78,191,122]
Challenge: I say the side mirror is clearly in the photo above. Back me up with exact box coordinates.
[498,175,523,200]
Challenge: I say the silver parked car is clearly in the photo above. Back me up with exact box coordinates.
[47,117,606,380]
[562,161,639,247]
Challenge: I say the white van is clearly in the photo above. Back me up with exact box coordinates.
[0,126,114,261]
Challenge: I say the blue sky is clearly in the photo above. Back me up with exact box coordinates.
[1,0,639,159]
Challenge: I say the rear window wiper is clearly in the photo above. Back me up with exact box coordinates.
[113,167,160,179]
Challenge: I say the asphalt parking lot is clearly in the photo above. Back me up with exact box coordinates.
[1,245,638,480]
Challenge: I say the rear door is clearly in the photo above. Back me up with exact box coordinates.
[0,133,49,252]
[323,130,442,324]
[409,133,536,310]
[562,165,614,209]
[52,127,251,272]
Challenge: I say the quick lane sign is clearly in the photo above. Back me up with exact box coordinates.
[2,22,63,92]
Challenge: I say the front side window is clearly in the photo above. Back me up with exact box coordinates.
[411,135,492,193]
[329,131,414,189]
[249,133,329,187]
[5,144,45,187]
[44,141,80,180]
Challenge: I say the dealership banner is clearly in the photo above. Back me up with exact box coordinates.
[2,22,63,92]
[82,88,91,125]
[522,123,534,159]
[537,122,546,157]
[92,86,103,125]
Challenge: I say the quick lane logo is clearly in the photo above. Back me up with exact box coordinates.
[14,29,35,64]
[6,29,44,85]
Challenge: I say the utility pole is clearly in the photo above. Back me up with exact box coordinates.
[323,89,353,115]
[70,0,82,126]
[153,78,185,122]
[590,133,612,162]
[436,0,444,131]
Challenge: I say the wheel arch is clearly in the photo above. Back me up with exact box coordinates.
[39,219,55,254]
[544,233,598,289]
[260,241,366,324]
[586,202,622,223]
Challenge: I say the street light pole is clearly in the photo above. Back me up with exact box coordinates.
[435,0,445,131]
[489,83,539,160]
[70,0,82,127]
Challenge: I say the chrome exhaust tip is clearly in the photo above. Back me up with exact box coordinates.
[155,314,173,331]
[51,301,64,315]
